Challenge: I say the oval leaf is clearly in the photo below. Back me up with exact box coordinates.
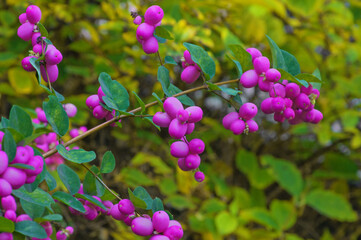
[52,191,86,213]
[266,35,287,70]
[100,151,115,174]
[56,144,96,164]
[9,105,33,138]
[12,186,54,208]
[43,95,69,137]
[15,221,47,239]
[0,216,15,232]
[57,164,81,195]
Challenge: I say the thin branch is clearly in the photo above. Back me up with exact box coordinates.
[157,51,163,66]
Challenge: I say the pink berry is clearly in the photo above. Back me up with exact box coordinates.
[311,109,323,124]
[168,119,187,139]
[31,32,42,46]
[240,70,258,88]
[153,112,172,128]
[142,36,159,54]
[246,48,262,62]
[84,205,98,220]
[301,84,313,95]
[136,23,155,40]
[185,106,203,123]
[124,213,135,226]
[24,155,44,176]
[22,56,36,72]
[253,56,270,74]
[19,13,28,24]
[271,97,285,112]
[0,233,13,240]
[177,158,192,171]
[181,66,200,84]
[230,119,246,135]
[194,171,205,182]
[188,139,205,154]
[0,131,4,142]
[110,204,126,221]
[302,109,316,122]
[164,225,184,240]
[86,95,100,110]
[1,167,26,190]
[118,199,135,215]
[269,83,286,98]
[40,64,59,83]
[284,108,295,120]
[93,105,108,119]
[183,50,195,65]
[168,220,182,228]
[176,109,189,123]
[285,83,300,98]
[16,214,32,222]
[152,210,170,233]
[65,226,74,235]
[101,201,113,215]
[258,77,272,92]
[222,112,239,130]
[41,222,53,236]
[163,97,183,119]
[185,154,201,169]
[170,141,189,158]
[69,129,79,138]
[33,44,44,55]
[0,151,8,175]
[17,22,34,41]
[63,103,77,118]
[56,231,67,240]
[97,86,105,103]
[311,89,320,99]
[265,68,281,82]
[295,93,311,110]
[131,217,154,236]
[5,210,16,222]
[144,5,164,25]
[1,195,16,211]
[26,5,41,24]
[25,176,37,184]
[150,235,170,240]
[274,112,285,122]
[45,48,63,65]
[284,98,293,108]
[246,119,259,133]
[186,123,195,135]
[133,16,142,25]
[0,179,12,197]
[239,103,258,120]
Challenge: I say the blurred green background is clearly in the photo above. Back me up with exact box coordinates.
[1,0,361,239]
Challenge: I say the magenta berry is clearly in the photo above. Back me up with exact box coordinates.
[1,167,26,190]
[295,93,311,110]
[136,23,155,40]
[133,16,142,25]
[185,154,201,169]
[284,98,293,108]
[17,22,34,41]
[265,68,281,82]
[258,77,272,92]
[45,48,63,65]
[222,112,239,130]
[302,109,316,122]
[31,32,42,46]
[150,235,170,240]
[69,129,79,138]
[0,151,9,175]
[110,204,126,221]
[163,97,183,119]
[246,119,258,133]
[33,44,44,55]
[0,179,12,197]
[65,226,74,235]
[56,231,67,240]
[118,199,135,215]
[176,109,189,123]
[311,109,323,124]
[246,48,262,61]
[188,139,205,154]
[285,83,301,98]
[152,210,170,233]
[170,141,189,158]
[153,112,172,128]
[253,56,270,74]
[284,108,295,120]
[1,196,16,211]
[23,155,43,176]
[22,56,36,72]
[19,13,27,24]
[177,158,191,171]
[311,89,320,98]
[5,210,17,222]
[131,217,154,236]
[181,66,200,84]
[16,214,32,222]
[63,103,77,118]
[239,103,258,120]
[93,105,108,119]
[274,112,285,122]
[26,5,42,24]
[269,83,286,98]
[168,220,182,228]
[41,222,53,236]
[271,97,285,112]
[230,119,246,135]
[164,225,184,240]
[183,50,195,65]
[40,64,59,83]
[168,119,187,139]
[186,122,195,135]
[185,106,203,123]
[97,86,106,104]
[142,36,159,54]
[86,95,100,110]
[240,70,258,88]
[84,205,98,220]
[144,5,164,25]
[194,171,205,182]
[301,84,313,95]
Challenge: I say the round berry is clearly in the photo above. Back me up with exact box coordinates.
[194,171,205,182]
[163,97,183,119]
[170,141,189,158]
[133,16,142,25]
[181,66,200,84]
[274,112,285,122]
[149,235,170,240]
[246,48,262,61]
[301,84,313,95]
[84,205,98,220]
[311,109,323,124]
[168,119,187,139]
[253,56,270,74]
[176,109,189,123]
[1,167,26,190]
[136,23,155,40]
[285,83,300,99]
[239,103,258,120]
[177,158,192,171]
[295,93,311,110]
[183,50,195,65]
[0,151,9,175]
[0,233,13,240]
[41,221,53,236]
[186,123,195,135]
[188,139,205,154]
[17,22,34,41]
[258,77,272,92]
[4,210,16,222]
[246,119,259,133]
[118,199,135,215]
[144,5,164,25]
[311,89,320,99]
[19,13,27,24]
[69,129,79,138]
[86,95,100,110]
[26,5,41,24]
[184,154,201,169]
[265,69,281,82]
[302,109,316,122]
[110,204,126,221]
[0,179,12,197]
[153,112,172,128]
[152,210,170,233]
[63,103,77,118]
[97,86,106,104]
[142,36,159,54]
[222,112,239,130]
[56,231,67,240]
[16,214,32,222]
[230,119,246,135]
[269,83,286,98]
[1,195,16,211]
[271,97,285,112]
[164,225,184,240]
[45,47,63,65]
[131,217,154,236]
[33,44,44,55]
[284,98,293,108]
[21,56,36,72]
[65,226,74,235]
[284,108,295,120]
[40,64,59,83]
[240,70,258,88]
[31,32,42,46]
[168,220,182,228]
[185,106,203,123]
[93,105,108,119]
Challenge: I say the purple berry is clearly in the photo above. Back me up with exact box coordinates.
[168,119,187,139]
[185,154,201,169]
[246,119,259,133]
[185,106,203,123]
[168,220,182,228]
[110,204,126,221]
[194,171,205,182]
[118,199,135,215]
[40,64,59,83]
[100,200,113,215]
[45,48,63,65]
[0,179,12,197]
[56,231,67,240]
[26,5,41,24]
[23,155,43,176]
[230,119,246,135]
[271,97,285,112]
[65,226,74,235]
[144,5,164,25]
[0,151,8,175]
[0,233,13,240]
[93,105,108,119]
[284,98,293,108]
[269,83,286,98]
[133,16,142,25]
[19,13,27,24]
[311,89,320,98]
[265,69,281,82]
[284,108,295,120]
[222,112,239,130]
[1,195,16,211]
[285,83,300,98]
[22,56,36,72]
[142,36,159,54]
[16,214,32,222]
[124,213,135,226]
[253,56,270,74]
[301,84,313,95]
[311,109,323,124]
[1,167,26,190]
[273,112,285,122]
[239,103,258,120]
[302,109,316,122]
[131,217,154,236]
[246,48,262,61]
[186,123,195,135]
[176,109,189,123]
[177,158,192,171]
[150,235,170,240]
[181,66,200,84]
[183,50,195,65]
[33,44,44,55]
[97,86,106,104]
[164,225,184,240]
[17,22,34,41]
[152,210,170,233]
[84,205,98,220]
[69,129,79,138]
[136,23,155,40]
[258,77,272,92]
[295,93,311,110]
[163,97,183,119]
[170,141,189,158]
[153,112,172,128]
[31,32,42,46]
[41,222,53,236]
[240,70,258,88]
[188,139,205,154]
[4,210,16,222]
[86,95,100,110]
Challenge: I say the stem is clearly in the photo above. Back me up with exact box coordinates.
[81,163,122,201]
[42,78,239,159]
[157,51,163,66]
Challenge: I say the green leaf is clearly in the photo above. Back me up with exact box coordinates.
[206,81,221,91]
[295,73,322,83]
[281,50,301,76]
[270,200,296,230]
[12,186,54,208]
[100,151,116,174]
[154,34,166,44]
[37,22,48,37]
[143,116,161,131]
[311,68,322,90]
[305,190,357,222]
[228,44,253,72]
[43,38,52,46]
[167,84,195,106]
[219,86,241,96]
[277,69,309,87]
[152,92,164,109]
[56,144,96,164]
[215,211,238,235]
[57,164,81,195]
[262,155,304,197]
[128,188,147,209]
[74,193,107,210]
[52,191,86,213]
[183,42,216,80]
[0,216,15,232]
[266,35,287,70]
[132,91,146,114]
[152,197,164,213]
[226,54,243,78]
[9,163,35,170]
[241,208,279,230]
[157,66,171,95]
[83,166,98,196]
[155,26,174,40]
[9,105,33,138]
[43,95,69,137]
[3,129,16,162]
[53,89,65,102]
[164,56,177,65]
[133,186,154,210]
[15,221,47,239]
[44,170,57,191]
[98,72,130,111]
[35,214,63,222]
[20,199,45,219]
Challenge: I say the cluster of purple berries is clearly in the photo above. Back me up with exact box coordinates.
[134,5,164,54]
[153,97,205,182]
[0,133,44,198]
[222,102,259,135]
[86,86,121,126]
[180,50,201,84]
[18,5,63,83]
